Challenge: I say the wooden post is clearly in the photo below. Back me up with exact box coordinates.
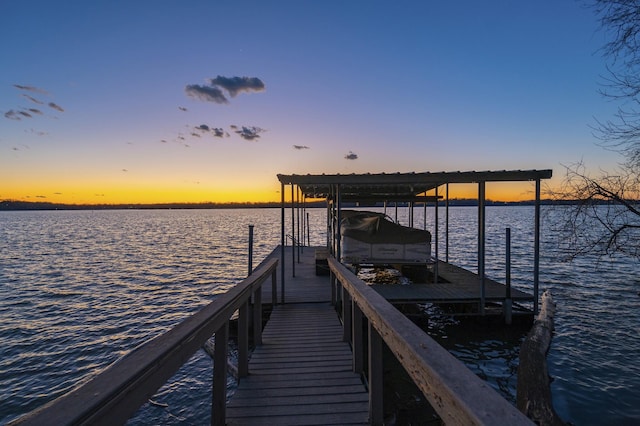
[368,323,384,425]
[237,301,249,378]
[253,287,262,346]
[330,272,337,306]
[248,225,254,276]
[517,290,562,425]
[352,302,364,373]
[212,321,229,426]
[342,287,352,343]
[271,269,277,308]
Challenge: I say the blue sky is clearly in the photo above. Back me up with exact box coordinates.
[0,1,619,203]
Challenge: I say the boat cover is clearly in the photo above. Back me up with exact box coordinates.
[340,210,431,264]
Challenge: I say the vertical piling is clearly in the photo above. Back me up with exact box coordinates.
[504,227,513,325]
[248,225,254,276]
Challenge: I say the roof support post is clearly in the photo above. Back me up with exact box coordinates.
[326,198,331,250]
[478,181,486,315]
[534,179,541,314]
[291,184,295,277]
[280,182,285,304]
[434,186,439,284]
[296,186,301,258]
[336,184,342,262]
[409,201,414,228]
[445,183,450,263]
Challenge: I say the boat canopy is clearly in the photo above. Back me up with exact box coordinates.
[277,169,553,201]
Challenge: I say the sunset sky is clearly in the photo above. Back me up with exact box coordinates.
[0,1,620,204]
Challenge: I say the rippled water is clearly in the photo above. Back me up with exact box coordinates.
[1,207,639,424]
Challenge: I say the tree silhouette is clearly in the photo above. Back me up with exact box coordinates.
[557,1,640,259]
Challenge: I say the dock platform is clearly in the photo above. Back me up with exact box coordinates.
[370,261,533,305]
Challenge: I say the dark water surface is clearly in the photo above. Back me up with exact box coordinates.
[1,207,638,424]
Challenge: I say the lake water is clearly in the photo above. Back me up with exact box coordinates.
[1,207,638,424]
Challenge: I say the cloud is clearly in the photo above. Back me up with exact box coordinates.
[14,84,48,94]
[178,106,188,111]
[231,125,265,141]
[293,145,310,150]
[345,151,358,160]
[4,110,21,120]
[22,94,44,105]
[185,84,228,104]
[213,128,228,138]
[48,102,64,112]
[193,124,229,138]
[4,108,45,120]
[208,76,265,97]
[185,75,265,104]
[27,129,48,136]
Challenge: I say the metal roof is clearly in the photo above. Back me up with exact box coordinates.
[277,169,552,200]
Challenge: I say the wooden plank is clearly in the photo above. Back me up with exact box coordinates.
[228,392,368,407]
[232,376,363,390]
[227,411,368,426]
[230,384,367,399]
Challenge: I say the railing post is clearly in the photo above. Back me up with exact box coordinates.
[253,287,263,346]
[352,302,363,373]
[212,321,229,426]
[271,269,277,307]
[335,276,343,313]
[330,272,337,306]
[368,323,383,425]
[238,300,249,378]
[342,287,352,343]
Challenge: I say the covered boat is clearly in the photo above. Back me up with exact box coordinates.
[340,210,431,264]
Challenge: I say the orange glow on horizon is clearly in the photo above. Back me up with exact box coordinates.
[2,179,553,205]
[2,182,283,205]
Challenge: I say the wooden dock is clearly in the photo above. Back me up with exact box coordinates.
[227,246,369,425]
[227,246,534,424]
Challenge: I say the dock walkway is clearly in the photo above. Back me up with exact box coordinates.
[226,247,369,425]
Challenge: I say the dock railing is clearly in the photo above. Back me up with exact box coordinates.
[11,257,279,426]
[328,256,534,425]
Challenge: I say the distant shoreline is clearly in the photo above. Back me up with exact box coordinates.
[0,199,576,211]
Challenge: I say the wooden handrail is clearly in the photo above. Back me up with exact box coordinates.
[12,257,279,426]
[328,257,533,425]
